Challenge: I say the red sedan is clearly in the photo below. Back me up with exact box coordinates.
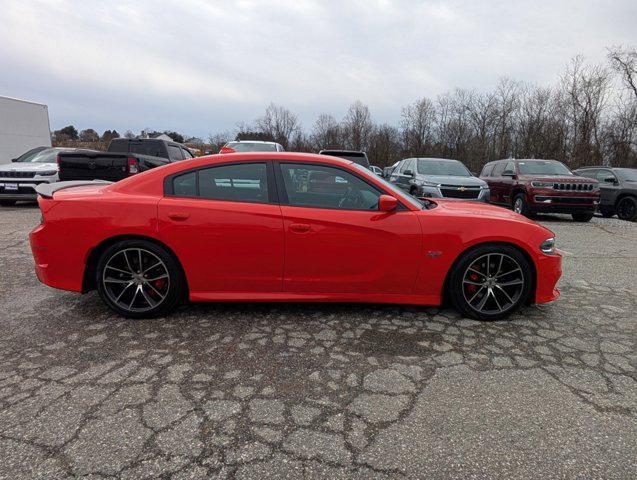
[30,152,561,320]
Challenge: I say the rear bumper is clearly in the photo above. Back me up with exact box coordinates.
[30,223,84,292]
[534,251,562,304]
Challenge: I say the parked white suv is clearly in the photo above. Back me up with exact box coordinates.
[0,147,78,205]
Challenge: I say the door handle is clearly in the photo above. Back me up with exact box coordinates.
[289,223,311,233]
[168,212,190,221]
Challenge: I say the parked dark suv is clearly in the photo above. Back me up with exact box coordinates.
[480,159,600,221]
[575,167,637,221]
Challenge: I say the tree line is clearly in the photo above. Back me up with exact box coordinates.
[210,49,637,172]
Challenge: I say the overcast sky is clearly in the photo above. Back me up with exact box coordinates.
[1,0,635,139]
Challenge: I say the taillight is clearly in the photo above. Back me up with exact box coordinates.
[127,157,139,174]
[220,146,236,154]
[56,154,61,167]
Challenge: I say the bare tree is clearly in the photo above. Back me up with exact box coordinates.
[608,46,637,101]
[342,100,374,151]
[311,114,341,150]
[255,103,300,149]
[400,97,436,156]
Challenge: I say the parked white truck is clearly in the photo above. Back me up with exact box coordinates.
[0,96,51,163]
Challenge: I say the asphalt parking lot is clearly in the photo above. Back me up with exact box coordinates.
[0,205,635,479]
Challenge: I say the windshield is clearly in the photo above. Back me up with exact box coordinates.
[227,142,277,152]
[351,164,425,209]
[15,147,47,162]
[616,168,637,181]
[417,159,472,177]
[518,160,572,176]
[22,149,70,163]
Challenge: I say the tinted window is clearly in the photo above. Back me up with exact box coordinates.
[491,162,506,177]
[517,160,572,176]
[173,171,197,197]
[416,159,471,177]
[199,163,269,203]
[181,147,194,159]
[128,141,167,158]
[280,163,381,210]
[168,145,183,161]
[401,159,415,174]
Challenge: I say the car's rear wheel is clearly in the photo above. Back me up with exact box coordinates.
[448,245,532,321]
[599,207,615,218]
[96,240,184,318]
[616,196,637,221]
[512,193,532,217]
[0,200,15,207]
[572,212,594,222]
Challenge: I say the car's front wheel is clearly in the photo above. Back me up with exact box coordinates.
[512,193,532,217]
[616,196,637,221]
[448,245,532,321]
[572,212,594,222]
[96,240,184,318]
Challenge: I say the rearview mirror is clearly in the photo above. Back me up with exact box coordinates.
[378,195,398,212]
[403,169,414,177]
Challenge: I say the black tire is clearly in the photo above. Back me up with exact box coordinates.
[599,207,615,218]
[571,212,594,222]
[0,200,15,207]
[616,196,637,222]
[512,193,532,217]
[448,244,532,321]
[95,239,184,319]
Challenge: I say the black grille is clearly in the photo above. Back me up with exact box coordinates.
[440,187,480,199]
[0,171,37,178]
[553,183,595,191]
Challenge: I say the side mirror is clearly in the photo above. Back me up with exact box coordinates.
[11,158,18,162]
[502,171,516,178]
[378,194,398,212]
[403,169,414,177]
[603,177,616,184]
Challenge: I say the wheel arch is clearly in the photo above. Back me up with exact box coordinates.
[442,241,537,305]
[615,192,637,206]
[82,234,189,295]
[511,187,527,206]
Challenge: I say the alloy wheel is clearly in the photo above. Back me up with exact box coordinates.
[462,253,525,315]
[617,198,636,221]
[513,198,523,214]
[102,248,171,313]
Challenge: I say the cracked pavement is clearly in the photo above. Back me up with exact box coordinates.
[0,205,635,479]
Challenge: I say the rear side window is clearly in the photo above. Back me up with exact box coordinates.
[199,163,269,203]
[168,145,183,161]
[173,171,197,197]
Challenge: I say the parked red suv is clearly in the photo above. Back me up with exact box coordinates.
[480,159,600,222]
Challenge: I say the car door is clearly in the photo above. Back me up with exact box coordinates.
[158,161,284,294]
[595,169,620,206]
[488,161,506,203]
[277,162,422,295]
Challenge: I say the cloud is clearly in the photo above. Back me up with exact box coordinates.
[0,0,635,138]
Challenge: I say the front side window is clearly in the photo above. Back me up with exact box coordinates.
[503,161,515,175]
[199,163,269,203]
[280,163,381,210]
[577,169,597,179]
[595,170,616,182]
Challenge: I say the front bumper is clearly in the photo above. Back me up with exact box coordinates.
[0,179,52,201]
[419,185,490,202]
[534,250,562,304]
[528,190,599,213]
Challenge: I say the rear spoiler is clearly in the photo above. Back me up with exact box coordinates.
[36,180,112,199]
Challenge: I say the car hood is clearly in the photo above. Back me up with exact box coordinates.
[0,162,58,172]
[517,174,596,183]
[417,175,487,186]
[429,199,540,224]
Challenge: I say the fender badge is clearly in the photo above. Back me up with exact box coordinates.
[426,250,442,258]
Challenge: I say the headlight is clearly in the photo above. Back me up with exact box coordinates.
[419,180,441,188]
[531,181,554,188]
[540,237,555,254]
